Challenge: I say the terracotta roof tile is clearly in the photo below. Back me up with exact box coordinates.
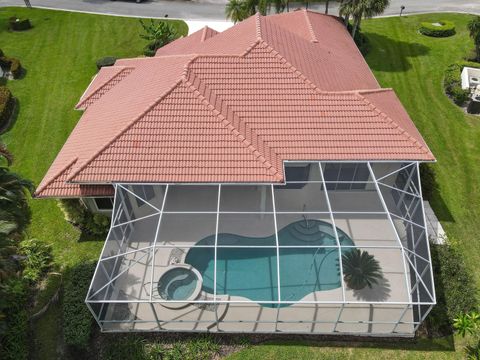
[36,10,434,198]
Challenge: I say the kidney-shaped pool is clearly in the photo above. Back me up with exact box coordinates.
[184,219,354,307]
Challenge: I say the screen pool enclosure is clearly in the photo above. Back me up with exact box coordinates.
[86,161,435,336]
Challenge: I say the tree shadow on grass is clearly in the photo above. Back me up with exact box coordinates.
[364,32,430,73]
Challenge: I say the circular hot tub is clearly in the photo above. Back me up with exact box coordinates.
[158,265,202,309]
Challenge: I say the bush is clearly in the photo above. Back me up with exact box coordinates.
[58,199,110,235]
[101,335,220,360]
[0,86,15,130]
[0,278,29,360]
[96,56,117,70]
[8,17,32,31]
[444,61,480,106]
[19,238,52,283]
[63,261,96,350]
[419,163,437,201]
[419,21,455,37]
[0,56,23,79]
[426,242,478,335]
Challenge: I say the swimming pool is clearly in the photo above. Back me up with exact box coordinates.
[184,219,354,307]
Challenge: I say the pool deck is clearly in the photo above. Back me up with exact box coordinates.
[93,174,423,335]
[99,209,414,334]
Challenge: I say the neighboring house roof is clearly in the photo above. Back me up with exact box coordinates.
[36,10,435,198]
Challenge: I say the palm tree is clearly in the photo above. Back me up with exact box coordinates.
[467,16,480,62]
[342,249,382,290]
[226,0,249,23]
[139,19,178,56]
[0,167,33,232]
[340,0,390,38]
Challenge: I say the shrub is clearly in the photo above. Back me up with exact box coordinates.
[96,56,117,70]
[58,199,110,235]
[419,21,456,37]
[0,278,29,360]
[19,238,52,283]
[426,242,478,335]
[9,58,21,78]
[63,261,96,350]
[8,17,32,31]
[0,86,15,130]
[0,56,23,79]
[101,335,220,360]
[444,61,480,106]
[419,163,437,201]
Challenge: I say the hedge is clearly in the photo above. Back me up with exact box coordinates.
[96,56,117,70]
[419,21,455,37]
[444,61,480,106]
[8,17,32,31]
[0,278,29,360]
[426,242,478,335]
[58,199,110,235]
[0,86,15,131]
[63,261,97,350]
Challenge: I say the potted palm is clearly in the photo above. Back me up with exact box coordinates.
[342,249,382,290]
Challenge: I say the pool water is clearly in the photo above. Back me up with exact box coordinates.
[157,267,198,301]
[185,219,354,307]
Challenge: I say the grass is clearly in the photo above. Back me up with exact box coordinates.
[1,7,479,360]
[0,7,187,269]
[229,12,479,360]
[0,7,187,359]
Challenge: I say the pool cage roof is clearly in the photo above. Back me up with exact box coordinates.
[86,161,436,335]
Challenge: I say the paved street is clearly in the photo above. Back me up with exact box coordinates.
[1,0,479,24]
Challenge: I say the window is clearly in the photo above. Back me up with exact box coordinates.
[323,163,370,190]
[94,197,114,211]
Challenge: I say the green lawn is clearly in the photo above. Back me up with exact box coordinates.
[0,7,187,359]
[229,12,479,360]
[0,7,187,268]
[1,7,479,360]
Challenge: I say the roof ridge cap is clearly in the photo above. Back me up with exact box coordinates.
[76,66,133,109]
[257,40,324,95]
[201,26,209,42]
[67,79,184,182]
[357,88,393,94]
[255,12,262,39]
[357,92,433,156]
[183,73,283,181]
[303,9,319,43]
[35,158,78,196]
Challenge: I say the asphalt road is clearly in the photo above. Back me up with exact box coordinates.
[0,0,479,22]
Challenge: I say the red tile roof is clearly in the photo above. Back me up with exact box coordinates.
[36,10,434,198]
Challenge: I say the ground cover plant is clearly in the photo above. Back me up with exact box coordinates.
[0,7,479,360]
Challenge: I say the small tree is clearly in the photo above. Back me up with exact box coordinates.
[139,19,178,57]
[468,16,480,62]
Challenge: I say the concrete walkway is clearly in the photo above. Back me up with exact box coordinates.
[1,0,479,25]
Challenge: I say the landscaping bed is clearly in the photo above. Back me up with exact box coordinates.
[1,7,479,360]
[419,20,456,37]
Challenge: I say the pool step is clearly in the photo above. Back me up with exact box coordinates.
[288,221,325,243]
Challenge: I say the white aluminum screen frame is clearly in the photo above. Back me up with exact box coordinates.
[85,161,436,335]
